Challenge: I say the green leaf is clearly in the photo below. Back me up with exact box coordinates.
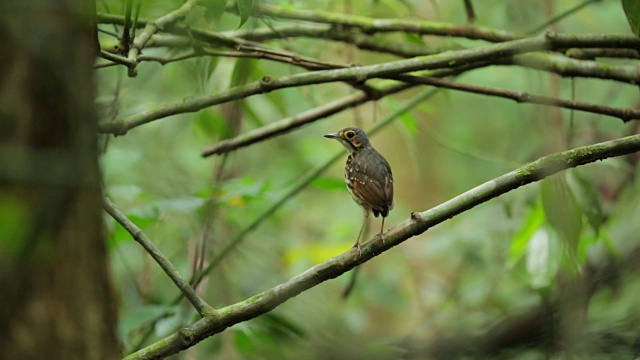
[236,0,254,29]
[540,174,582,257]
[566,170,604,234]
[192,109,225,138]
[206,56,220,80]
[623,0,640,36]
[259,313,305,338]
[182,5,208,27]
[231,58,255,86]
[234,330,257,355]
[217,177,270,206]
[204,0,227,19]
[507,200,544,267]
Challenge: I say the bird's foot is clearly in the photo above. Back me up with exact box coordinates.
[353,242,362,256]
[380,232,385,244]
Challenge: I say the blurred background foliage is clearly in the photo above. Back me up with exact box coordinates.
[96,0,640,358]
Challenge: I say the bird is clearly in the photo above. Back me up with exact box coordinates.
[324,127,394,255]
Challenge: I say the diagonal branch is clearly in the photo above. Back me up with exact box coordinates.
[200,82,414,157]
[125,134,640,360]
[103,197,216,317]
[392,75,640,122]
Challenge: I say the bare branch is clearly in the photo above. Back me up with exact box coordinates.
[103,197,216,318]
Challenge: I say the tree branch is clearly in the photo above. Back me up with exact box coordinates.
[97,33,640,135]
[224,24,462,57]
[253,3,519,42]
[462,0,476,23]
[393,75,640,122]
[509,52,640,83]
[125,0,199,76]
[103,197,216,317]
[200,82,413,157]
[125,134,640,360]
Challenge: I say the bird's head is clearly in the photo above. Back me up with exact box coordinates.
[324,127,371,154]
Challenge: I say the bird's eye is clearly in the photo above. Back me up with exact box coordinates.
[346,131,355,139]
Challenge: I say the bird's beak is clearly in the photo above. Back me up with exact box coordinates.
[324,133,339,139]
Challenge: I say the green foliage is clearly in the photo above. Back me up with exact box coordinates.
[541,174,582,258]
[203,0,227,19]
[622,0,640,35]
[236,0,254,29]
[508,199,544,267]
[567,169,604,234]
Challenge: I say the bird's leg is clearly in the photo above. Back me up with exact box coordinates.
[354,210,368,256]
[380,217,386,244]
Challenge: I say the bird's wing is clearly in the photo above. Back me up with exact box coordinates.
[347,156,393,216]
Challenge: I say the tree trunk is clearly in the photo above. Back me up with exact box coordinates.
[0,0,118,359]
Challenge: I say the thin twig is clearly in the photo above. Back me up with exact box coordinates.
[527,0,601,35]
[131,0,142,39]
[463,0,476,23]
[103,197,217,317]
[98,49,135,67]
[97,27,120,38]
[121,0,133,54]
[566,48,640,60]
[393,75,640,122]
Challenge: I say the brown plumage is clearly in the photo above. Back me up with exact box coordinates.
[324,127,394,254]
